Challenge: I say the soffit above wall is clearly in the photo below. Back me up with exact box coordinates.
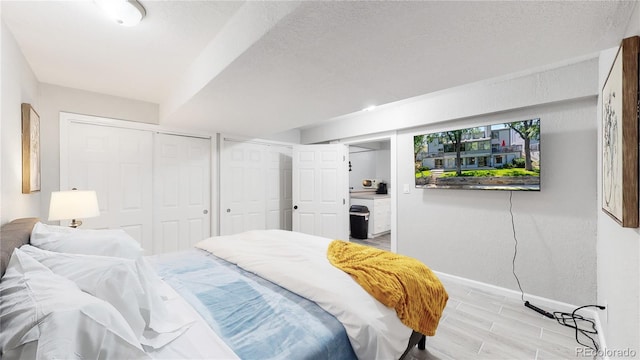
[1,1,634,137]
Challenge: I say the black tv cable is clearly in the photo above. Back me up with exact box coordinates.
[508,191,605,353]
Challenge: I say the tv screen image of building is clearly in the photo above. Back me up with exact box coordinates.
[414,118,540,191]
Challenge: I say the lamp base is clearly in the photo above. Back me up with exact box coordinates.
[69,219,83,228]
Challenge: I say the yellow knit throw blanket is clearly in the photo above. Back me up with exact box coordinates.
[327,240,448,336]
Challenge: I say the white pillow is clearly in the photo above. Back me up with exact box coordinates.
[20,245,193,350]
[30,222,143,258]
[0,248,149,359]
[20,246,147,339]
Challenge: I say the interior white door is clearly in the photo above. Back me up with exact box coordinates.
[64,122,153,249]
[266,146,293,230]
[153,133,211,254]
[220,141,267,235]
[292,144,349,240]
[220,140,293,235]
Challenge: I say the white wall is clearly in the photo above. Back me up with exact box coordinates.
[301,58,597,145]
[349,146,391,191]
[1,19,40,225]
[262,128,301,144]
[349,149,376,190]
[301,57,600,306]
[1,22,160,226]
[397,98,597,304]
[38,84,159,219]
[375,147,391,189]
[596,3,640,355]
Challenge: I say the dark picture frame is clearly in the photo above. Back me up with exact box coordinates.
[602,36,639,228]
[21,103,41,194]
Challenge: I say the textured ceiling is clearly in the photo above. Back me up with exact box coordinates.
[1,0,244,103]
[1,1,636,137]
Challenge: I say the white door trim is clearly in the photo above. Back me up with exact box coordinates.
[221,134,296,148]
[60,112,211,139]
[336,131,398,252]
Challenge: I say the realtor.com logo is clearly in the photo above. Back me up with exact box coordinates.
[576,347,637,358]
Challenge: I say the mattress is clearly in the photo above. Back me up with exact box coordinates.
[149,249,357,360]
[196,229,414,360]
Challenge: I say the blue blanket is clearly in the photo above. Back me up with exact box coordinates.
[150,249,357,360]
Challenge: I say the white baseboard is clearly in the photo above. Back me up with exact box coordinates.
[434,271,607,357]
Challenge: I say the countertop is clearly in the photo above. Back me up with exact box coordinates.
[350,192,390,200]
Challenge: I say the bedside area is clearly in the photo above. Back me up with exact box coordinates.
[350,192,391,238]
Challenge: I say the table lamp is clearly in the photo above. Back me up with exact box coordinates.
[48,189,100,228]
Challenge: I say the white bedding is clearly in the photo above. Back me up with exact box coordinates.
[1,221,243,359]
[196,230,413,360]
[147,279,239,360]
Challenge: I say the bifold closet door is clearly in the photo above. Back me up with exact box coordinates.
[153,133,211,254]
[220,140,292,235]
[266,146,293,231]
[220,141,267,235]
[63,116,212,255]
[64,122,153,250]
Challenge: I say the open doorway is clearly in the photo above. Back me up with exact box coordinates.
[347,139,392,251]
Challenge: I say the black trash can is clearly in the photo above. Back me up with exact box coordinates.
[349,205,369,239]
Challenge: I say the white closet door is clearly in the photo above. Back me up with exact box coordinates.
[153,134,211,254]
[220,140,293,235]
[64,122,153,249]
[266,146,292,230]
[220,141,267,235]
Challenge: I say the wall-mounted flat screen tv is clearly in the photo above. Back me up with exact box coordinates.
[414,118,540,191]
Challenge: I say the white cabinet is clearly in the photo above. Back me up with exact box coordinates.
[350,195,390,238]
[372,197,391,235]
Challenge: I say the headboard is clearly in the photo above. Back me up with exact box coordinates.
[0,218,39,277]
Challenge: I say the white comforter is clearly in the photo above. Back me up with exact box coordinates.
[196,230,412,360]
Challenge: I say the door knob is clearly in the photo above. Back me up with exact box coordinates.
[293,205,298,210]
[203,210,209,214]
[226,209,231,213]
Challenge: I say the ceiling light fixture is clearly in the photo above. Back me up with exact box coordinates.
[95,0,146,27]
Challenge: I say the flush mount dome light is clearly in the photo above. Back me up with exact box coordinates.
[95,0,146,27]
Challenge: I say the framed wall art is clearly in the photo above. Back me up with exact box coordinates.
[602,36,639,228]
[21,103,41,194]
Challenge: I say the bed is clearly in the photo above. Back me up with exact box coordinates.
[0,217,446,359]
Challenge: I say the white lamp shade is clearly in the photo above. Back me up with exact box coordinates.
[49,190,100,221]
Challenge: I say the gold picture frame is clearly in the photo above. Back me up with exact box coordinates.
[21,103,41,194]
[602,36,639,228]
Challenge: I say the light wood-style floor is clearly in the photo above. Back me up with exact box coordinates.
[350,235,595,360]
[349,232,391,251]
